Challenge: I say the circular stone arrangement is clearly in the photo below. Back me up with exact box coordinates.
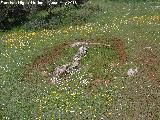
[41,42,111,84]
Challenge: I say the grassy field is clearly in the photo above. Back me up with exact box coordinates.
[0,0,160,119]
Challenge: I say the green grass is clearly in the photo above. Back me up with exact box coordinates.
[0,0,160,119]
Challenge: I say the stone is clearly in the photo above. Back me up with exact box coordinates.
[54,63,70,76]
[73,46,87,61]
[70,42,89,47]
[127,67,138,77]
[73,54,82,61]
[70,60,80,70]
[79,46,88,56]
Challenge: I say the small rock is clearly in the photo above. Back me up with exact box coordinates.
[70,42,89,47]
[73,54,82,61]
[79,46,88,56]
[54,63,70,76]
[127,67,138,77]
[70,60,80,70]
[73,46,87,61]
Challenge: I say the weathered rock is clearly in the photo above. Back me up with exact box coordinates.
[73,46,88,61]
[54,63,71,76]
[70,42,89,47]
[73,54,82,61]
[127,67,138,77]
[79,46,88,56]
[69,60,80,71]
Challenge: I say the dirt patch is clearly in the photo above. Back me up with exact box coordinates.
[113,38,127,65]
[33,42,70,69]
[92,78,110,87]
[136,48,160,82]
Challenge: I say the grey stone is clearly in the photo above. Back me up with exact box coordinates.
[70,42,89,47]
[73,46,87,61]
[127,67,138,77]
[54,63,70,76]
[69,60,80,71]
[79,46,87,56]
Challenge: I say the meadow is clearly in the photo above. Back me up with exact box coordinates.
[0,0,160,119]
